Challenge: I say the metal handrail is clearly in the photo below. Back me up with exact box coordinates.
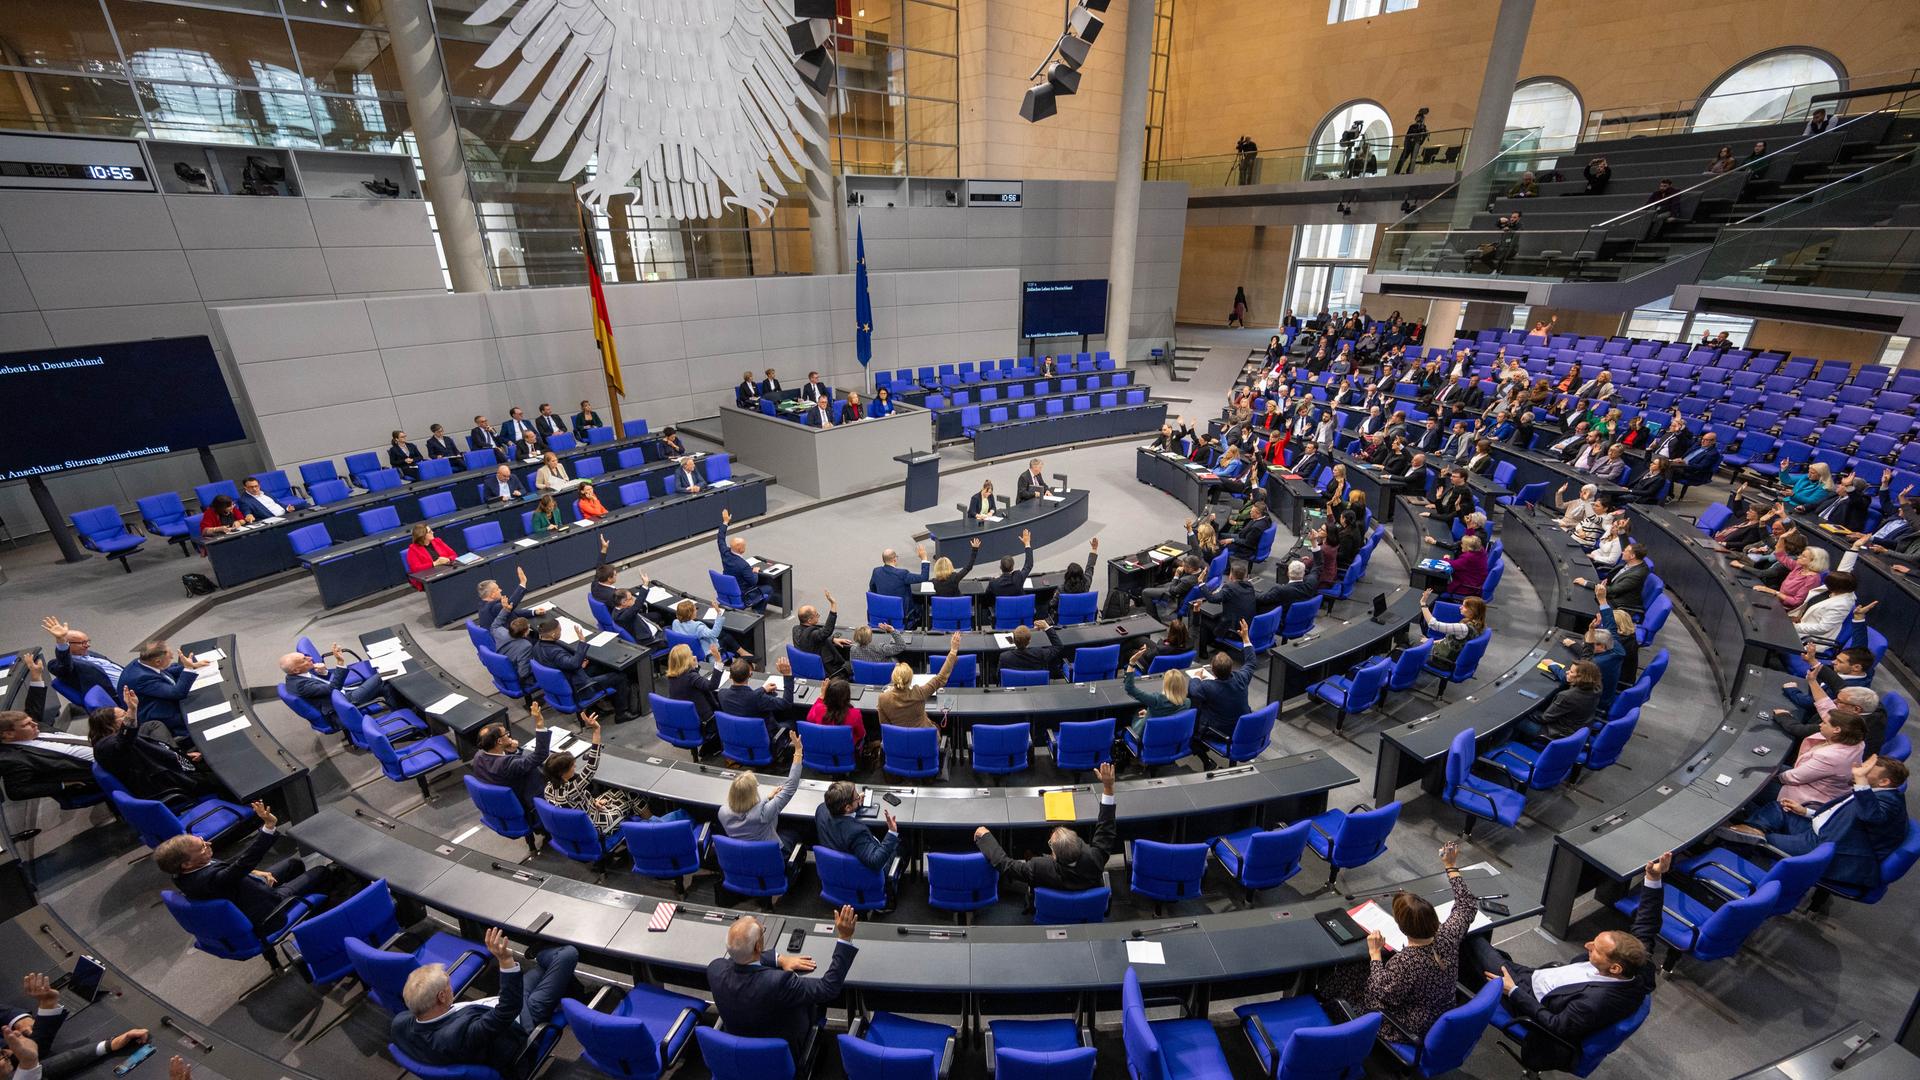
[1580,66,1920,138]
[1377,128,1547,232]
[1724,145,1920,228]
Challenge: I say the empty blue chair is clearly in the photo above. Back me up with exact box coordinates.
[1279,600,1317,643]
[995,593,1036,629]
[1070,643,1120,682]
[1618,880,1781,970]
[618,447,649,471]
[931,596,973,631]
[927,851,999,919]
[866,592,906,629]
[1481,728,1587,795]
[194,480,240,508]
[363,468,403,492]
[1001,667,1050,688]
[881,723,942,778]
[1055,591,1097,625]
[1233,996,1380,1080]
[295,880,485,991]
[987,1019,1095,1080]
[1305,801,1400,888]
[1210,821,1310,898]
[278,683,342,737]
[308,478,351,505]
[797,720,857,773]
[1120,968,1232,1080]
[1050,718,1114,773]
[852,659,896,686]
[840,1013,956,1080]
[621,418,650,438]
[331,687,428,751]
[1147,650,1196,674]
[72,506,144,571]
[1678,842,1833,918]
[1203,702,1277,763]
[815,846,898,912]
[534,797,623,866]
[1129,839,1209,910]
[713,835,797,904]
[1380,980,1501,1077]
[696,1027,796,1080]
[1306,655,1390,731]
[477,647,534,703]
[344,452,382,486]
[464,776,539,856]
[162,889,324,969]
[417,491,455,518]
[1124,709,1196,770]
[970,722,1031,776]
[716,712,774,767]
[463,449,498,472]
[359,505,402,536]
[299,460,341,490]
[585,425,615,445]
[136,492,199,555]
[1033,884,1110,924]
[784,644,827,682]
[415,457,454,481]
[561,986,706,1080]
[288,523,333,559]
[531,659,617,717]
[109,789,251,850]
[1442,727,1524,836]
[619,817,713,895]
[947,653,978,688]
[1576,709,1638,776]
[348,692,459,799]
[649,694,708,754]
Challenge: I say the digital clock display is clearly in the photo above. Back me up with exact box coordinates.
[0,160,150,183]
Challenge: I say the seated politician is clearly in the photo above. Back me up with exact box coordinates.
[156,800,350,932]
[388,430,424,480]
[392,928,579,1078]
[708,907,857,1062]
[280,643,387,728]
[973,762,1118,891]
[0,684,99,805]
[425,423,461,459]
[89,691,219,809]
[1719,756,1910,892]
[814,780,899,871]
[236,476,293,520]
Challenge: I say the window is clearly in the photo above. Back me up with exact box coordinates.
[1695,50,1843,132]
[1623,299,1754,345]
[1309,101,1392,178]
[1286,224,1378,315]
[1327,0,1418,25]
[1878,335,1910,366]
[1506,79,1583,152]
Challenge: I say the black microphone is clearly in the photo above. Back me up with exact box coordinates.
[1830,1029,1876,1070]
[1589,812,1630,833]
[352,808,396,829]
[490,860,549,882]
[1131,921,1200,938]
[896,926,969,937]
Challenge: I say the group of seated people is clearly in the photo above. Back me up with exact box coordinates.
[732,368,896,426]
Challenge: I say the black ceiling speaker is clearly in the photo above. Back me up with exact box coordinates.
[1081,0,1112,10]
[1068,6,1103,45]
[792,0,836,18]
[1020,83,1058,123]
[786,18,831,55]
[1057,32,1092,69]
[796,46,836,93]
[1046,62,1081,96]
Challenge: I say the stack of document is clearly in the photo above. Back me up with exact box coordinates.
[425,692,467,716]
[645,585,675,605]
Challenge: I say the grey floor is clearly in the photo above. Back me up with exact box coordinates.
[4,327,1916,1078]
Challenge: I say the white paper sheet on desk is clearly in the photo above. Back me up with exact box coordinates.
[587,631,618,647]
[646,586,674,605]
[529,603,555,614]
[915,582,935,594]
[763,564,790,574]
[761,675,785,693]
[994,634,1017,649]
[704,607,721,623]
[456,552,484,565]
[513,537,540,549]
[572,518,598,529]
[194,648,227,662]
[1147,550,1171,563]
[980,515,1005,523]
[557,619,591,641]
[424,692,467,716]
[201,717,252,740]
[1042,495,1065,502]
[190,668,224,689]
[711,478,736,488]
[910,673,941,687]
[1125,940,1166,965]
[187,702,231,724]
[372,650,412,666]
[1023,578,1036,589]
[366,637,405,657]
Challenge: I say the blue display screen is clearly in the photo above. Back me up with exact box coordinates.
[1022,278,1109,339]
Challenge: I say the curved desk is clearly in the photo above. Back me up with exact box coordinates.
[927,489,1090,564]
[1135,448,1212,515]
[177,634,314,820]
[1784,510,1920,672]
[971,400,1166,460]
[357,625,509,754]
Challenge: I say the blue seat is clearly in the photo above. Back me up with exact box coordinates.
[1306,655,1390,731]
[1244,606,1285,655]
[293,879,485,992]
[815,845,899,912]
[359,505,402,536]
[194,480,240,508]
[588,596,629,642]
[477,647,534,703]
[1123,708,1196,771]
[288,523,333,559]
[866,592,906,629]
[1001,666,1050,687]
[299,460,342,490]
[995,594,1036,629]
[533,797,624,866]
[623,418,650,438]
[1210,821,1310,897]
[785,645,827,681]
[1442,727,1524,835]
[415,457,454,481]
[532,659,616,715]
[694,1028,796,1080]
[840,1012,957,1080]
[163,889,324,969]
[1033,883,1110,924]
[1147,649,1196,674]
[562,986,707,1080]
[344,452,382,487]
[947,653,979,688]
[1576,709,1639,777]
[649,694,708,755]
[711,568,766,610]
[986,1019,1095,1080]
[585,425,615,445]
[363,468,404,492]
[1615,880,1780,968]
[1304,802,1399,888]
[1491,993,1648,1078]
[1279,600,1317,643]
[1424,629,1492,696]
[346,692,458,799]
[927,851,999,918]
[970,722,1031,776]
[109,789,252,849]
[1813,818,1920,906]
[620,818,713,895]
[715,712,774,767]
[277,683,342,736]
[797,720,857,773]
[307,478,351,505]
[1050,718,1114,773]
[136,492,199,554]
[72,506,145,571]
[714,835,801,903]
[545,432,577,453]
[618,449,650,472]
[462,449,498,472]
[852,659,896,686]
[1056,591,1098,625]
[1480,728,1588,794]
[1129,839,1209,909]
[882,723,943,779]
[1381,980,1501,1076]
[1202,702,1277,763]
[931,596,973,631]
[1069,643,1120,682]
[1233,995,1380,1080]
[1678,842,1833,917]
[1121,968,1233,1080]
[463,776,539,855]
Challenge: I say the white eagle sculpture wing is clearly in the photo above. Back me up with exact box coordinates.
[467,0,826,221]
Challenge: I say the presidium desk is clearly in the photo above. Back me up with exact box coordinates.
[718,400,931,499]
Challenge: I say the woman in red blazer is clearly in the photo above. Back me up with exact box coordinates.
[403,523,455,589]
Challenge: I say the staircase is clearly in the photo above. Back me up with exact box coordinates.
[1168,343,1207,382]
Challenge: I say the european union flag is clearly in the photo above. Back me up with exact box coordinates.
[854,215,873,368]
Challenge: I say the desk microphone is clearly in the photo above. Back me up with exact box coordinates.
[491,860,549,882]
[352,808,397,830]
[1131,921,1199,938]
[1589,812,1630,833]
[1831,1029,1876,1070]
[1684,751,1714,773]
[896,926,968,938]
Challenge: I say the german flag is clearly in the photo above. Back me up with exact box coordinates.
[578,200,624,398]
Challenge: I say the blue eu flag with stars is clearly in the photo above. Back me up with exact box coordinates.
[855,215,873,368]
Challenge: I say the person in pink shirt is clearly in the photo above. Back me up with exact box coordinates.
[1775,711,1867,806]
[1754,546,1827,610]
[806,677,865,746]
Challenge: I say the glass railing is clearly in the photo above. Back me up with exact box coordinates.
[1582,67,1920,142]
[1697,148,1920,299]
[1146,127,1472,188]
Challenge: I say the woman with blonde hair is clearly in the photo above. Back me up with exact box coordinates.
[1783,462,1836,512]
[718,730,803,852]
[1323,463,1350,503]
[930,538,980,598]
[534,450,571,492]
[662,642,722,731]
[877,633,962,729]
[1188,520,1221,561]
[1122,646,1190,740]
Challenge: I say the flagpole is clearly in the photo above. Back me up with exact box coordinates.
[860,208,872,398]
[576,191,625,432]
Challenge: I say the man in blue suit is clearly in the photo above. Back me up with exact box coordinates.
[532,620,631,718]
[157,799,348,930]
[867,544,930,614]
[709,905,857,1061]
[717,510,770,609]
[814,781,899,871]
[1187,620,1256,765]
[40,617,120,702]
[236,477,295,520]
[280,645,386,725]
[1676,431,1723,487]
[1725,756,1910,890]
[118,640,208,739]
[391,927,579,1077]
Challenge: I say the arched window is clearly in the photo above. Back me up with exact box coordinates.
[1309,101,1392,178]
[1695,50,1843,132]
[1505,78,1583,151]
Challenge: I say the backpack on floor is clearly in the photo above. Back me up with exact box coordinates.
[181,573,217,596]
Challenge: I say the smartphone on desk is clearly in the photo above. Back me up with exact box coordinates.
[114,1046,156,1076]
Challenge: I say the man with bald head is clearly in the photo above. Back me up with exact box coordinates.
[708,904,858,1059]
[41,616,120,702]
[867,542,931,613]
[280,642,386,728]
[716,508,770,609]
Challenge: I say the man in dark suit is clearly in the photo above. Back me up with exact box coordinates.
[469,706,550,847]
[236,477,294,521]
[709,906,857,1062]
[1724,756,1910,891]
[734,371,760,409]
[156,800,346,930]
[1200,562,1259,652]
[986,529,1035,598]
[1188,624,1257,757]
[0,682,97,805]
[1000,622,1066,679]
[280,644,386,726]
[791,593,851,680]
[481,464,523,504]
[478,567,535,634]
[533,621,630,717]
[508,430,545,465]
[1676,431,1723,486]
[1780,641,1875,725]
[973,762,1119,889]
[5,970,151,1076]
[715,657,796,743]
[1816,473,1873,532]
[1261,561,1321,611]
[590,538,628,609]
[1142,555,1206,622]
[1594,544,1650,613]
[469,415,505,456]
[1292,443,1332,481]
[41,617,120,702]
[118,641,208,739]
[499,407,535,446]
[798,371,829,402]
[608,591,665,650]
[814,781,900,870]
[1648,415,1693,462]
[533,404,567,441]
[717,510,770,609]
[756,369,782,398]
[1429,468,1475,530]
[1229,503,1270,560]
[1462,854,1667,1074]
[1015,459,1053,502]
[391,928,579,1077]
[387,431,424,479]
[425,424,461,460]
[867,545,930,610]
[494,618,538,689]
[92,693,218,809]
